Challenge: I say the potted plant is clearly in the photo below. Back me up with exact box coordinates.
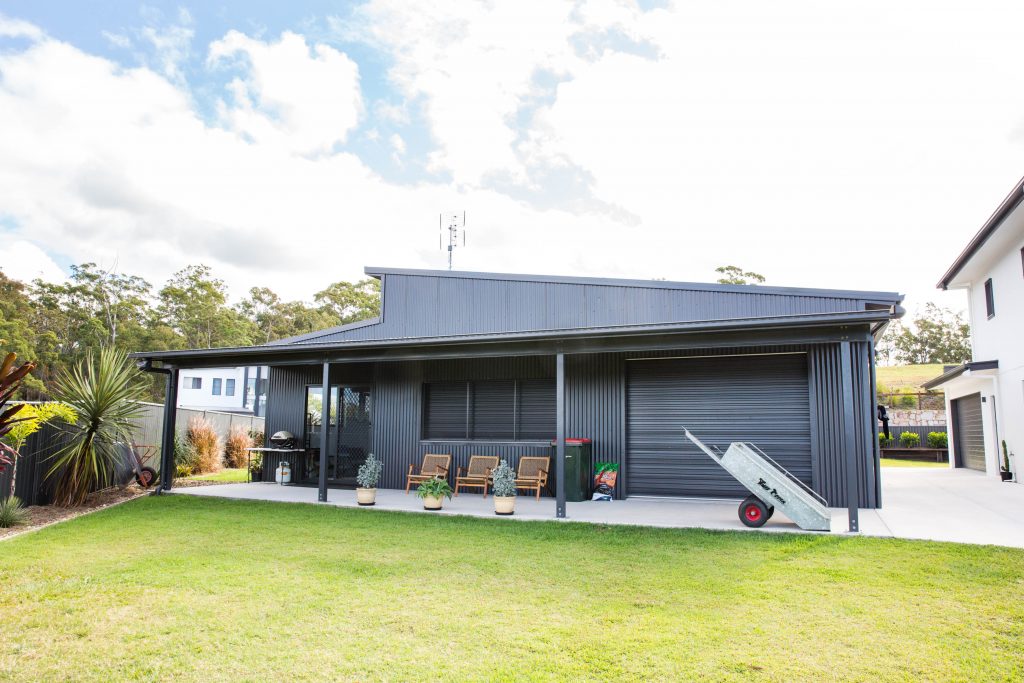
[356,453,383,505]
[415,478,453,510]
[248,451,264,483]
[491,459,516,515]
[1001,441,1014,482]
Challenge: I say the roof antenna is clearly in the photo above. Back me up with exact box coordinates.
[439,211,466,270]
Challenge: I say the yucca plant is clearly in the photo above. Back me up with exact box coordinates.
[47,348,146,507]
[0,495,28,528]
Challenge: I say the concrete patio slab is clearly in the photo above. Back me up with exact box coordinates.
[170,467,1024,547]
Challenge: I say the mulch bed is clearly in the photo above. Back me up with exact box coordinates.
[0,484,149,541]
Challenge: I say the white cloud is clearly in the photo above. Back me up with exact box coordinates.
[0,240,66,283]
[0,14,43,40]
[138,8,194,82]
[208,30,363,155]
[3,3,1024,316]
[101,30,132,49]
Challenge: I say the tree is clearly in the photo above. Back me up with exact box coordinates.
[715,265,766,285]
[1,402,76,497]
[0,274,43,397]
[879,303,971,365]
[314,278,381,324]
[157,265,256,349]
[0,351,37,481]
[236,287,335,344]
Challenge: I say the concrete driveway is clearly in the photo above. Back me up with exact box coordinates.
[868,467,1024,548]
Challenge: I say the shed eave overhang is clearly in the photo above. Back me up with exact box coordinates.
[131,309,893,367]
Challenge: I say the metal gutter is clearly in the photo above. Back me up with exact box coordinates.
[131,309,894,364]
[937,175,1024,289]
[364,266,904,302]
[921,360,1000,390]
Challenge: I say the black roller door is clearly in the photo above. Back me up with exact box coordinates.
[952,394,985,471]
[626,354,812,498]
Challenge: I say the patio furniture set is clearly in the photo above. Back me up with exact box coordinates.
[405,454,551,499]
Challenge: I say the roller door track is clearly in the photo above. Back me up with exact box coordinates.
[627,354,812,498]
[952,394,986,471]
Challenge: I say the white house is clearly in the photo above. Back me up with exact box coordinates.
[177,366,268,416]
[926,176,1024,481]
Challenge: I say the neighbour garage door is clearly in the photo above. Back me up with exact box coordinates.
[626,354,812,498]
[953,394,986,471]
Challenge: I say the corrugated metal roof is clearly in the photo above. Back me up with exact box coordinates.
[132,266,902,363]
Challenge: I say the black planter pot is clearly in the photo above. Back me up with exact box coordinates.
[1000,471,1013,482]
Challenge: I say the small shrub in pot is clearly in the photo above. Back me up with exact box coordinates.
[415,478,453,510]
[491,459,517,516]
[899,432,921,448]
[356,453,383,506]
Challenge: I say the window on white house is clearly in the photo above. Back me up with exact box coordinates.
[187,377,202,390]
[225,378,236,396]
[984,278,995,318]
[212,378,222,395]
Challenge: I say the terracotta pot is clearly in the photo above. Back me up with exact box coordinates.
[494,496,515,516]
[356,488,377,506]
[422,495,443,510]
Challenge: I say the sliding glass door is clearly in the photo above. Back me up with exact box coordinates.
[304,385,372,487]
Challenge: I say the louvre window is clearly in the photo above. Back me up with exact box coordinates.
[225,378,236,396]
[984,278,995,318]
[423,382,469,439]
[212,378,222,395]
[422,379,555,441]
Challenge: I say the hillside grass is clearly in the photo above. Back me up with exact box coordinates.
[876,363,946,393]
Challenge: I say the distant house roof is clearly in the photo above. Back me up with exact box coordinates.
[132,266,903,365]
[938,175,1024,290]
[922,360,1000,390]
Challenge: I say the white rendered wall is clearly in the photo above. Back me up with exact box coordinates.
[177,367,248,412]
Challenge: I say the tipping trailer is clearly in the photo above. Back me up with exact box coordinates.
[683,428,831,532]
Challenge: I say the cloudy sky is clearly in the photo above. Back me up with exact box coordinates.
[1,1,1022,313]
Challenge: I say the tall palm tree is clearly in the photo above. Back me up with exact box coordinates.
[48,348,146,507]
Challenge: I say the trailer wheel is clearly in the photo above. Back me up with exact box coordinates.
[766,505,775,520]
[739,495,769,528]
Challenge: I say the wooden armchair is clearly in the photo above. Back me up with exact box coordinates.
[515,456,550,500]
[405,454,451,494]
[454,455,499,498]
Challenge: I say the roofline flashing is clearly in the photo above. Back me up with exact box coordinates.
[937,176,1024,289]
[364,266,903,302]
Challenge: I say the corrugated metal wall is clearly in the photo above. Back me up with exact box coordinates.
[264,341,880,507]
[306,273,870,344]
[808,342,878,507]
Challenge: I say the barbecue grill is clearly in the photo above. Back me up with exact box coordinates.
[269,431,296,448]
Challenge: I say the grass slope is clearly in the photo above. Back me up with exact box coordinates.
[1,496,1022,682]
[876,363,946,392]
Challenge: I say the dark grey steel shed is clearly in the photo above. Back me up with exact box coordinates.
[132,267,903,525]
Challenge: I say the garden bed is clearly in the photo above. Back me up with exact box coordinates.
[880,448,948,463]
[0,484,147,541]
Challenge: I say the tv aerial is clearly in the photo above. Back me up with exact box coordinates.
[439,211,466,270]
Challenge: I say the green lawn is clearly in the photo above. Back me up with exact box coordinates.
[185,467,249,483]
[1,497,1022,682]
[876,363,945,392]
[881,458,948,468]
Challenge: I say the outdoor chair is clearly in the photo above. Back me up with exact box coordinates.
[454,455,499,498]
[405,454,452,493]
[515,456,550,500]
